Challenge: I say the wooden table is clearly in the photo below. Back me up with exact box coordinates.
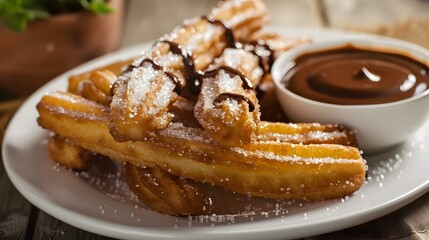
[1,0,429,239]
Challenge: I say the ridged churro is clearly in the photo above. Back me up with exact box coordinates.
[48,131,209,215]
[194,48,262,145]
[109,0,269,142]
[258,122,358,146]
[37,92,366,200]
[47,135,92,170]
[125,163,210,216]
[36,0,368,217]
[68,59,133,94]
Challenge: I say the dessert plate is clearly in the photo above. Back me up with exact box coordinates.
[3,28,429,240]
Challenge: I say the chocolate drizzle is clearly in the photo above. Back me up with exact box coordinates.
[122,65,137,74]
[248,40,275,74]
[203,66,253,90]
[213,93,255,112]
[118,15,262,112]
[201,15,236,49]
[157,16,257,111]
[139,59,182,95]
[157,40,201,95]
[255,85,265,99]
[203,67,255,112]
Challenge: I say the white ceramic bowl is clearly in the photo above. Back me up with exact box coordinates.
[272,37,429,153]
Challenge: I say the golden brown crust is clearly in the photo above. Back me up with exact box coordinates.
[37,0,367,217]
[248,30,312,58]
[109,0,269,142]
[69,70,118,106]
[47,135,91,170]
[125,163,210,216]
[37,92,366,200]
[194,49,262,146]
[68,59,133,95]
[109,62,178,142]
[258,122,358,147]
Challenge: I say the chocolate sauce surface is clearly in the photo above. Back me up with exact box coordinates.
[283,46,429,105]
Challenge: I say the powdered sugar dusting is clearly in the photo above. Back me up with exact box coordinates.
[155,51,183,68]
[232,147,359,164]
[117,61,176,116]
[158,122,213,144]
[221,48,263,83]
[213,0,266,28]
[149,75,175,115]
[126,66,154,114]
[175,21,222,52]
[260,131,348,142]
[200,78,223,121]
[218,70,242,93]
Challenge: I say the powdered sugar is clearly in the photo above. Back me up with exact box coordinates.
[158,122,213,144]
[217,70,242,93]
[232,147,359,164]
[149,75,175,115]
[126,66,154,114]
[154,51,183,68]
[260,131,348,142]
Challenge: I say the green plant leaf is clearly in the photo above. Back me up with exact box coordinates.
[25,9,50,20]
[0,0,49,32]
[0,0,113,32]
[3,13,27,32]
[80,0,113,14]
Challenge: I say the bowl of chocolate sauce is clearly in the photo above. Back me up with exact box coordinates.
[272,37,429,153]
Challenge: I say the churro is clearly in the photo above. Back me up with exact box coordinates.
[109,0,269,142]
[48,131,209,215]
[47,135,91,170]
[194,48,262,145]
[68,59,133,95]
[36,0,368,217]
[37,92,366,200]
[125,163,210,216]
[258,122,358,146]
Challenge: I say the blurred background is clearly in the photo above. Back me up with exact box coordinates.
[1,0,429,98]
[122,0,429,48]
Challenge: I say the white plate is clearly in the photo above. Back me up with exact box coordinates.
[3,28,429,240]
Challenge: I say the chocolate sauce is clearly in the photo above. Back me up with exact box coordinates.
[247,40,275,74]
[255,85,265,99]
[283,46,429,105]
[203,66,253,90]
[119,16,258,103]
[213,93,255,112]
[122,65,137,74]
[139,59,182,95]
[201,16,236,49]
[204,66,256,112]
[157,40,201,95]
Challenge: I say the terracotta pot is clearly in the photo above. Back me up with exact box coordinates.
[0,0,124,97]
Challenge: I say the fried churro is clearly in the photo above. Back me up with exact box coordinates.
[36,0,368,217]
[194,48,262,145]
[37,92,366,200]
[109,0,269,142]
[47,135,92,170]
[68,59,133,94]
[125,163,210,216]
[258,122,358,146]
[48,130,209,215]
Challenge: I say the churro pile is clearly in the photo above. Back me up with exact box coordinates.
[37,0,366,216]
